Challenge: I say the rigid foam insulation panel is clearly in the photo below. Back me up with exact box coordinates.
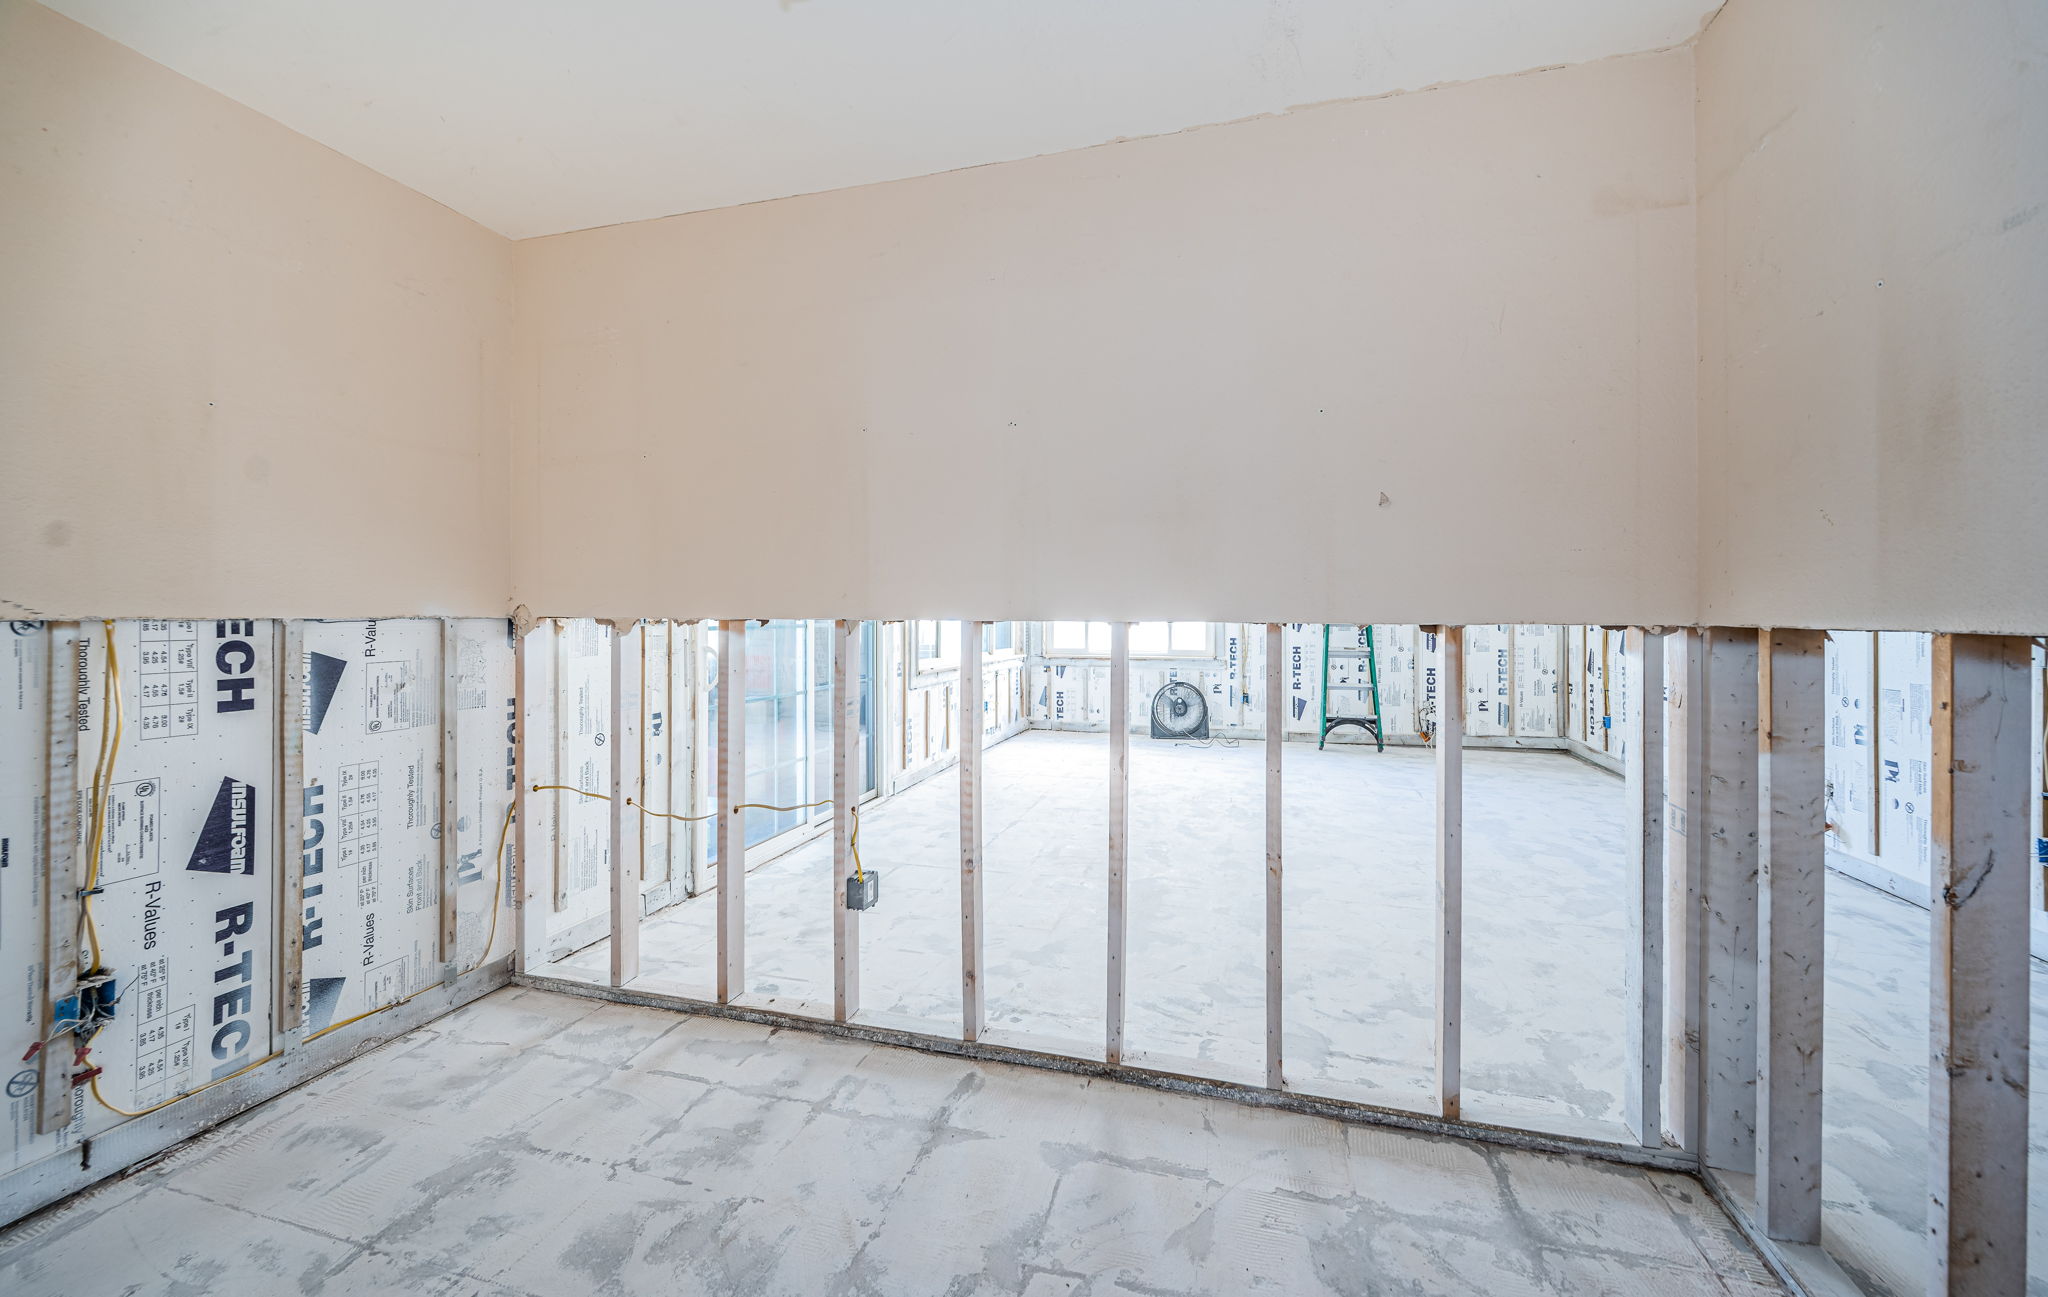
[1,617,516,1190]
[1873,632,1934,893]
[1029,624,1567,745]
[555,619,612,927]
[1823,631,1878,861]
[2034,645,2047,925]
[1815,630,1936,904]
[1561,626,1625,767]
[522,621,1029,905]
[633,620,700,893]
[1515,626,1565,737]
[1820,632,2046,950]
[83,619,278,1119]
[520,619,612,955]
[1605,632,1633,768]
[1,620,279,1166]
[900,634,1027,786]
[1566,625,1590,744]
[447,619,517,972]
[299,619,444,1031]
[2036,645,2047,920]
[640,620,703,899]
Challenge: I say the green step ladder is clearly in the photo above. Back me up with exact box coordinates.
[1318,624,1386,751]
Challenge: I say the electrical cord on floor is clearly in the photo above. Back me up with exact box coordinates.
[531,784,867,882]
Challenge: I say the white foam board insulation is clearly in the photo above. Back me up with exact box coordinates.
[1028,624,1569,746]
[522,619,713,957]
[298,619,515,1030]
[1819,632,2048,954]
[521,619,1025,949]
[1,618,515,1185]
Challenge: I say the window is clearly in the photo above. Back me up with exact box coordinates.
[1043,621,1213,658]
[914,620,961,672]
[917,620,1022,671]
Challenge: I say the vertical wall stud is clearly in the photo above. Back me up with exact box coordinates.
[1106,621,1130,1065]
[666,622,689,896]
[37,623,79,1135]
[717,620,747,1002]
[279,621,307,1032]
[515,623,544,973]
[833,620,860,1022]
[638,624,652,886]
[609,620,643,987]
[438,619,461,976]
[1928,634,2033,1295]
[1624,628,1667,1147]
[552,621,569,912]
[1435,625,1464,1121]
[1757,627,1826,1243]
[1700,628,1761,1174]
[961,621,985,1041]
[1663,628,1705,1151]
[1265,622,1285,1090]
[690,622,712,897]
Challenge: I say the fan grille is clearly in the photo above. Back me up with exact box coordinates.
[1149,681,1210,740]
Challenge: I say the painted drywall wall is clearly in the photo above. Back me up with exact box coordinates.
[1695,0,2048,634]
[0,1,514,620]
[512,47,1698,626]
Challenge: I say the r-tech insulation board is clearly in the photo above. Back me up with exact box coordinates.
[298,619,515,1033]
[2,620,277,1168]
[0,618,515,1178]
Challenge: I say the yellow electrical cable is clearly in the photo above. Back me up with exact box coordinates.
[81,658,872,1113]
[89,672,524,1106]
[69,621,284,1120]
[471,799,515,972]
[531,784,867,881]
[78,620,123,972]
[302,797,522,1046]
[88,1051,283,1119]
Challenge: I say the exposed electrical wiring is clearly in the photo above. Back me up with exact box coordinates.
[78,619,123,973]
[88,1051,283,1119]
[302,795,523,1046]
[60,631,872,1118]
[531,784,867,882]
[63,620,525,1114]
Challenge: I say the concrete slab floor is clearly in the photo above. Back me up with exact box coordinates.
[0,987,1785,1296]
[556,732,1638,1142]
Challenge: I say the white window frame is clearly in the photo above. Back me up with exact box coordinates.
[915,620,1026,673]
[912,620,960,674]
[1040,621,1217,660]
[983,621,1026,661]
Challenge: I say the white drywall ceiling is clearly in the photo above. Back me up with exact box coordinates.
[44,0,1720,239]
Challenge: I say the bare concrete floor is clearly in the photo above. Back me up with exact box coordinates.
[557,732,1638,1142]
[0,988,1784,1296]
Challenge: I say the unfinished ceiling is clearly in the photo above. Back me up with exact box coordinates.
[43,0,1721,239]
